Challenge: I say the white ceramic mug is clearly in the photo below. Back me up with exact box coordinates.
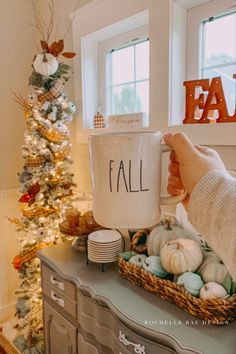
[89,131,186,228]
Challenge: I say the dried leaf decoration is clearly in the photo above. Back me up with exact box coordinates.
[40,39,76,59]
[50,39,64,56]
[40,40,49,53]
[61,52,76,58]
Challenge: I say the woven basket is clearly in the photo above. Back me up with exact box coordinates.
[0,332,20,354]
[118,258,236,324]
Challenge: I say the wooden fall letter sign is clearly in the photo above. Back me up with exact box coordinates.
[183,74,236,124]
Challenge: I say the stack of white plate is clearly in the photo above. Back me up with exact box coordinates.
[87,230,122,263]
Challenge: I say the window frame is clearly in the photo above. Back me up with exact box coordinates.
[98,26,149,119]
[158,0,236,146]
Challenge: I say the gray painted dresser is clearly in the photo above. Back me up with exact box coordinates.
[38,242,236,354]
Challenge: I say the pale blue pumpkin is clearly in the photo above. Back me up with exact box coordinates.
[119,251,136,261]
[129,254,147,267]
[143,256,169,278]
[177,272,204,297]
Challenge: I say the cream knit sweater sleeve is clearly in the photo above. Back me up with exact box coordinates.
[188,169,236,281]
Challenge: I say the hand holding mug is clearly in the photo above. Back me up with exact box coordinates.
[164,133,226,208]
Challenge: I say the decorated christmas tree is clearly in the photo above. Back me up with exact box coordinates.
[9,2,77,352]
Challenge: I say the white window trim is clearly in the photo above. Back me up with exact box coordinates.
[187,0,236,80]
[98,25,149,118]
[71,0,149,143]
[158,0,236,146]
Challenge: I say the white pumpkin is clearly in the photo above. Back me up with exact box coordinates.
[33,53,58,76]
[200,282,228,300]
[198,251,228,285]
[147,220,198,256]
[129,254,147,267]
[160,238,203,275]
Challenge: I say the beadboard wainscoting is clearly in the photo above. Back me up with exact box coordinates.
[0,188,20,323]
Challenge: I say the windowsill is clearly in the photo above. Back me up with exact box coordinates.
[157,121,236,146]
[76,126,152,144]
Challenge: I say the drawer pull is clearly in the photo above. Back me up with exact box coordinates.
[50,275,65,291]
[50,290,65,307]
[119,330,146,354]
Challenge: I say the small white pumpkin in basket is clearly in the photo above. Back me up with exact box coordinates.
[160,238,203,275]
[129,254,147,267]
[200,282,228,300]
[197,250,228,285]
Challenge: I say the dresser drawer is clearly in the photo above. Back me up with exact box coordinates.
[42,264,76,300]
[114,317,177,354]
[43,281,77,319]
[44,302,77,354]
[77,330,113,354]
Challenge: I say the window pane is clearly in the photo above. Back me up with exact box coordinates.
[136,41,149,81]
[111,46,134,85]
[112,84,135,114]
[203,12,236,68]
[203,64,236,116]
[136,81,149,115]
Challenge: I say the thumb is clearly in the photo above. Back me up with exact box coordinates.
[164,133,197,164]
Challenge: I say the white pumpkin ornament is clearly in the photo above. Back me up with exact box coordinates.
[160,238,203,275]
[200,282,228,300]
[147,220,198,256]
[33,53,59,76]
[197,251,228,285]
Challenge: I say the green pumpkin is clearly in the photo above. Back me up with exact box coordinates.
[143,256,169,278]
[177,272,204,297]
[119,251,136,261]
[147,219,198,256]
[197,250,228,285]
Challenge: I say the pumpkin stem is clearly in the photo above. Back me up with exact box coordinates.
[176,242,180,249]
[42,52,48,63]
[165,219,172,231]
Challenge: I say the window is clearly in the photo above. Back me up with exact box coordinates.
[107,38,149,116]
[201,11,236,116]
[163,0,236,146]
